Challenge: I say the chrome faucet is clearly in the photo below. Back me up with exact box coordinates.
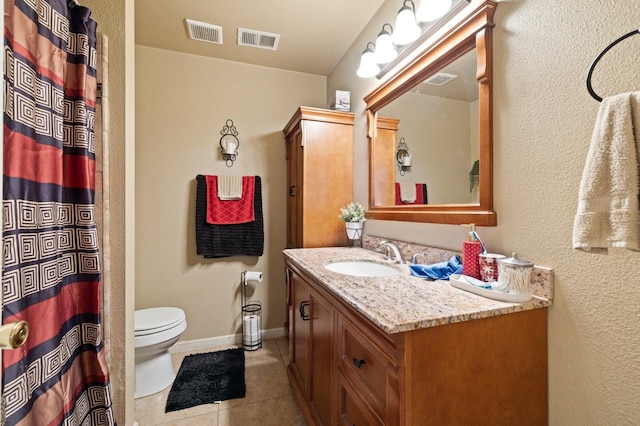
[411,252,427,264]
[376,241,404,264]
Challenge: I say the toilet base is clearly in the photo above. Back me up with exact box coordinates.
[135,350,176,399]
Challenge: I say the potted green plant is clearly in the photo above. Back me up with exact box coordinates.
[339,202,366,240]
[469,159,479,192]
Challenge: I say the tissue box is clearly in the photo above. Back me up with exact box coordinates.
[330,90,350,112]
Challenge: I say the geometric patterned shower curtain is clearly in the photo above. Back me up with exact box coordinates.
[2,0,115,424]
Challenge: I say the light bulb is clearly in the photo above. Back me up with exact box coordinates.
[392,1,421,46]
[416,0,453,22]
[373,24,398,64]
[356,43,381,78]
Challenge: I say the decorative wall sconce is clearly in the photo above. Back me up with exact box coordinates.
[396,137,411,176]
[219,119,239,167]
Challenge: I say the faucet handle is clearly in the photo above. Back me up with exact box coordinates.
[411,252,427,264]
[375,240,389,252]
[376,241,393,261]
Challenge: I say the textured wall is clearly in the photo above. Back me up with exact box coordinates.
[82,1,134,424]
[329,0,640,424]
[135,46,326,341]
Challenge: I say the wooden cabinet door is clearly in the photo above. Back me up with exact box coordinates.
[289,271,310,398]
[283,107,354,249]
[299,119,353,248]
[308,289,335,425]
[371,117,399,207]
[286,129,303,249]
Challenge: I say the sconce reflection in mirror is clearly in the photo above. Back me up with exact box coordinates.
[219,119,239,167]
[396,137,411,176]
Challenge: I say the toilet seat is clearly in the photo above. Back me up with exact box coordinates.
[135,307,185,337]
[134,306,188,398]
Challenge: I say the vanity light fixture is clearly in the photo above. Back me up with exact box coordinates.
[219,119,239,167]
[357,0,468,79]
[356,42,381,78]
[416,0,453,22]
[392,0,421,46]
[373,24,398,64]
[396,137,411,176]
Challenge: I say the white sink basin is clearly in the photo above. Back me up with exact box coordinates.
[324,261,401,277]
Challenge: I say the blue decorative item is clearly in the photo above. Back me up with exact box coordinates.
[409,255,463,280]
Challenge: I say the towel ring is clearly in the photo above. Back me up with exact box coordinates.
[586,29,640,102]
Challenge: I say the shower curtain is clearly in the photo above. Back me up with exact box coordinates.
[2,0,115,424]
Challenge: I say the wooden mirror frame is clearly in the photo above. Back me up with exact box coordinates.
[364,0,498,226]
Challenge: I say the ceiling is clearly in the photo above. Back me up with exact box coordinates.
[135,0,386,76]
[417,49,478,102]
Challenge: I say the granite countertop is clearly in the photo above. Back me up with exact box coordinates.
[284,246,553,335]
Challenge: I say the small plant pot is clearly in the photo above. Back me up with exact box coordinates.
[345,222,363,240]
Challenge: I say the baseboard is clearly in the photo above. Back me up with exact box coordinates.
[171,327,287,354]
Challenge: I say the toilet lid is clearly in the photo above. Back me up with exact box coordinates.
[135,307,185,336]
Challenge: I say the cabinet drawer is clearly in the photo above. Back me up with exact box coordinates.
[338,318,392,418]
[339,374,383,426]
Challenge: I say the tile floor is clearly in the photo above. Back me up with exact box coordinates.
[134,337,305,425]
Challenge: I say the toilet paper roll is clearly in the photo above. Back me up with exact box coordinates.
[244,271,263,283]
[243,315,261,341]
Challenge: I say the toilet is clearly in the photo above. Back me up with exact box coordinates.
[134,307,187,398]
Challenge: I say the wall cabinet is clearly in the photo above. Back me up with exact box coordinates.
[370,116,399,207]
[286,259,548,425]
[283,107,354,248]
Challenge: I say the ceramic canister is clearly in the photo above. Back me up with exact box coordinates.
[479,253,506,282]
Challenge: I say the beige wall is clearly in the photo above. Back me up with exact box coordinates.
[135,46,326,341]
[384,93,473,203]
[81,0,135,424]
[329,0,640,424]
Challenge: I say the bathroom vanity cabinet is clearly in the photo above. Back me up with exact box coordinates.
[283,107,354,249]
[285,256,549,425]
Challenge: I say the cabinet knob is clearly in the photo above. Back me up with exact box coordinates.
[288,186,296,197]
[299,301,310,321]
[352,358,366,369]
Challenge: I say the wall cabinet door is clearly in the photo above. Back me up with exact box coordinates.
[283,107,354,248]
[286,128,303,249]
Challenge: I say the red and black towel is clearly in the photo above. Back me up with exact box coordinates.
[205,175,255,224]
[195,175,264,258]
[395,183,428,205]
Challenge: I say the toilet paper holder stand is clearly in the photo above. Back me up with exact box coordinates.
[240,271,263,351]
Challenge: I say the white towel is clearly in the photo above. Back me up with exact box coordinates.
[399,183,417,203]
[572,92,640,252]
[217,175,243,200]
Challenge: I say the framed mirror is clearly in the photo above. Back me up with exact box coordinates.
[364,0,498,226]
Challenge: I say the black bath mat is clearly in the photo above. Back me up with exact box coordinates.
[165,348,246,412]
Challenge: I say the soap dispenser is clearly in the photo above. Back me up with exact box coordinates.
[462,224,483,279]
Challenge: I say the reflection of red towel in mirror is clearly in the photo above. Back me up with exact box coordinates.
[395,183,428,205]
[205,175,255,224]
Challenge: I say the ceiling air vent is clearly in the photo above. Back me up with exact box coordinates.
[185,19,223,44]
[237,28,280,51]
[424,72,458,86]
